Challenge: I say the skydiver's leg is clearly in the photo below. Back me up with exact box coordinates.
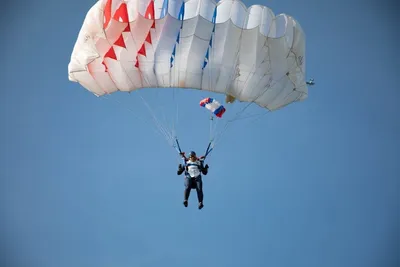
[183,176,191,207]
[195,176,204,209]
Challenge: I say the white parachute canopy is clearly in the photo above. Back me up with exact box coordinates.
[68,0,308,111]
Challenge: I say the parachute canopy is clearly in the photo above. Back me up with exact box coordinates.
[68,0,308,111]
[200,97,226,118]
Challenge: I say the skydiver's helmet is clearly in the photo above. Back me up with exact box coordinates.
[189,151,197,160]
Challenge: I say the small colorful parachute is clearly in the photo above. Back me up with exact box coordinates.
[200,97,226,118]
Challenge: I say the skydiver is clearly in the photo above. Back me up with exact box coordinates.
[177,151,209,210]
[306,78,315,85]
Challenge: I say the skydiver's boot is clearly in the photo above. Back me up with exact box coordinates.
[198,202,204,210]
[183,200,188,207]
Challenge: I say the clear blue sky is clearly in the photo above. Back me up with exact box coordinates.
[1,0,399,267]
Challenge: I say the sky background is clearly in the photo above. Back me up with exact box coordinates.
[1,0,399,267]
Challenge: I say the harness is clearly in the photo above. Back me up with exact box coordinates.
[184,159,203,178]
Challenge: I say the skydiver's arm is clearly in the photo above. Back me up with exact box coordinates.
[180,152,188,162]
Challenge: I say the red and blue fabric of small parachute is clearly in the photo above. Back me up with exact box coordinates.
[200,98,226,118]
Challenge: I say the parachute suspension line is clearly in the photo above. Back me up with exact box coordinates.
[205,115,215,158]
[212,101,252,148]
[213,99,258,146]
[174,138,183,154]
[132,66,180,154]
[102,52,173,142]
[100,94,174,144]
[100,94,146,124]
[160,95,173,139]
[172,87,180,140]
[135,91,175,147]
[232,110,270,121]
[212,77,277,149]
[172,88,176,137]
[209,115,214,141]
[139,75,174,142]
[173,138,188,165]
[203,140,213,160]
[147,86,172,138]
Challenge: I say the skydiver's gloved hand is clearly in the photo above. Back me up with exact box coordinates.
[177,164,184,175]
[201,163,209,175]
